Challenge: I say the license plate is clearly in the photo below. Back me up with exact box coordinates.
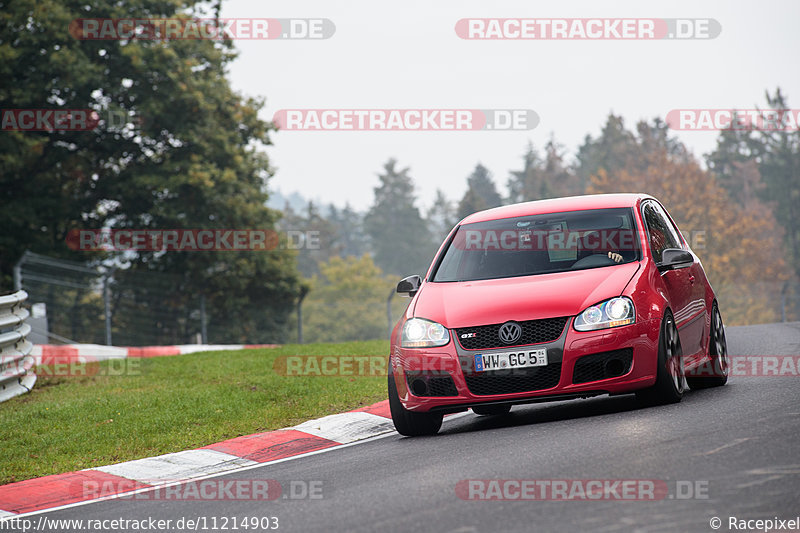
[474,349,547,372]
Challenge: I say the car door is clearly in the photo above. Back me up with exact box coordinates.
[641,201,703,357]
[656,202,708,360]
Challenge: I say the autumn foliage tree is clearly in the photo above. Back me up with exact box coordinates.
[588,149,789,325]
[302,255,408,343]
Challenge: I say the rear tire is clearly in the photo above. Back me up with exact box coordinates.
[636,311,684,405]
[388,373,443,436]
[687,304,729,389]
[472,404,512,416]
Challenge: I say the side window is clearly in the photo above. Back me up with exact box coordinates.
[642,202,681,263]
[652,203,684,249]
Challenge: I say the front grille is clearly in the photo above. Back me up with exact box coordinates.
[405,372,459,397]
[456,317,569,350]
[464,363,562,395]
[428,376,459,396]
[572,348,633,384]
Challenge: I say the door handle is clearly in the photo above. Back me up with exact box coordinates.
[689,275,695,284]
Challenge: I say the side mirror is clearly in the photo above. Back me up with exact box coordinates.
[396,275,422,297]
[658,248,693,271]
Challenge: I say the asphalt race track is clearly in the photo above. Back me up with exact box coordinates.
[10,322,800,533]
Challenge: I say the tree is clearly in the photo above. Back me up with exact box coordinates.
[707,125,753,170]
[427,189,457,243]
[363,159,435,277]
[588,137,789,325]
[540,137,583,198]
[0,0,301,341]
[276,201,368,278]
[302,255,398,343]
[456,163,502,219]
[541,139,571,195]
[706,89,800,279]
[575,114,640,189]
[706,124,761,205]
[507,138,582,203]
[328,203,367,258]
[507,142,545,203]
[635,118,690,164]
[747,89,800,277]
[278,201,339,278]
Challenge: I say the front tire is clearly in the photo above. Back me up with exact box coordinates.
[388,373,443,436]
[637,311,684,405]
[687,304,729,389]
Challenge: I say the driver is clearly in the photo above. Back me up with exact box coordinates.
[579,230,623,263]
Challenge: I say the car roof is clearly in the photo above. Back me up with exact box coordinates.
[460,193,654,224]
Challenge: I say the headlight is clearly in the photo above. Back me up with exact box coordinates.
[402,318,450,348]
[574,297,635,331]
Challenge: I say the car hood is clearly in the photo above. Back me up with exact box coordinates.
[412,262,640,328]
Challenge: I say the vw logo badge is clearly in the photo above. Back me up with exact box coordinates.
[498,321,522,344]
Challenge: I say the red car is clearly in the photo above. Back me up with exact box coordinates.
[388,193,729,436]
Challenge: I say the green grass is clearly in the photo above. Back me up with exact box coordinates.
[0,341,389,485]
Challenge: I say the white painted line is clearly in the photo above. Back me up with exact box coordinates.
[696,437,752,457]
[735,474,784,490]
[0,510,16,518]
[292,411,395,444]
[178,345,244,354]
[94,449,257,485]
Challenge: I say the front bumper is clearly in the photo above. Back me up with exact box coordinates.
[391,317,660,412]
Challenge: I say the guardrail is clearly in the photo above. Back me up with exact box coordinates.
[0,290,36,403]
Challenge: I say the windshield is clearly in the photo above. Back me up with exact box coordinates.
[432,208,640,282]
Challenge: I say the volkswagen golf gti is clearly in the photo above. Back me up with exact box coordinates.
[388,193,729,436]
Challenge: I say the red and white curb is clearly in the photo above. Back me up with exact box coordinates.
[31,343,279,362]
[0,400,394,517]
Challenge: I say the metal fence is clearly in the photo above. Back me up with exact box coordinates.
[14,251,209,346]
[12,251,297,346]
[0,290,35,403]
